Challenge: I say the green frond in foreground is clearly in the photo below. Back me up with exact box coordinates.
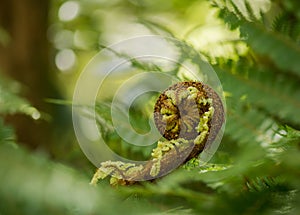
[0,73,40,119]
[0,144,155,215]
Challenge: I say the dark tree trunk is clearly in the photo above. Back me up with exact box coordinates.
[0,0,65,151]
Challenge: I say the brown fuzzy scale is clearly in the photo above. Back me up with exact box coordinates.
[154,81,211,141]
[187,83,225,160]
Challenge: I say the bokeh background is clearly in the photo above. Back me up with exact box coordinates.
[1,0,300,214]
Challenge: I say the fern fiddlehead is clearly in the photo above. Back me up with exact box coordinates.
[91,81,225,186]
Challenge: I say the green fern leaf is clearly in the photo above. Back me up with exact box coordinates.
[0,74,40,118]
[215,65,300,127]
[212,0,300,76]
[0,144,154,215]
[240,22,300,76]
[0,119,15,145]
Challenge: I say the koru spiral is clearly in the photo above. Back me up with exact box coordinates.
[91,81,225,186]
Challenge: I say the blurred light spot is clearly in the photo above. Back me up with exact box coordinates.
[20,105,41,120]
[54,30,74,49]
[58,1,80,22]
[55,49,76,72]
[32,111,41,120]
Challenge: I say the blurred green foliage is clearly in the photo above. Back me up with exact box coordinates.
[1,0,300,214]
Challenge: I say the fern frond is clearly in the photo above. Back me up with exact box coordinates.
[138,19,175,37]
[243,1,258,21]
[0,119,15,144]
[272,13,294,34]
[217,5,242,30]
[225,96,275,145]
[0,144,154,215]
[0,74,40,118]
[245,176,280,192]
[274,125,300,148]
[272,12,300,42]
[211,0,265,22]
[99,44,163,73]
[212,0,300,76]
[215,64,300,128]
[240,22,300,76]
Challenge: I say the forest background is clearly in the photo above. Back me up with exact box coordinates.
[0,0,300,214]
